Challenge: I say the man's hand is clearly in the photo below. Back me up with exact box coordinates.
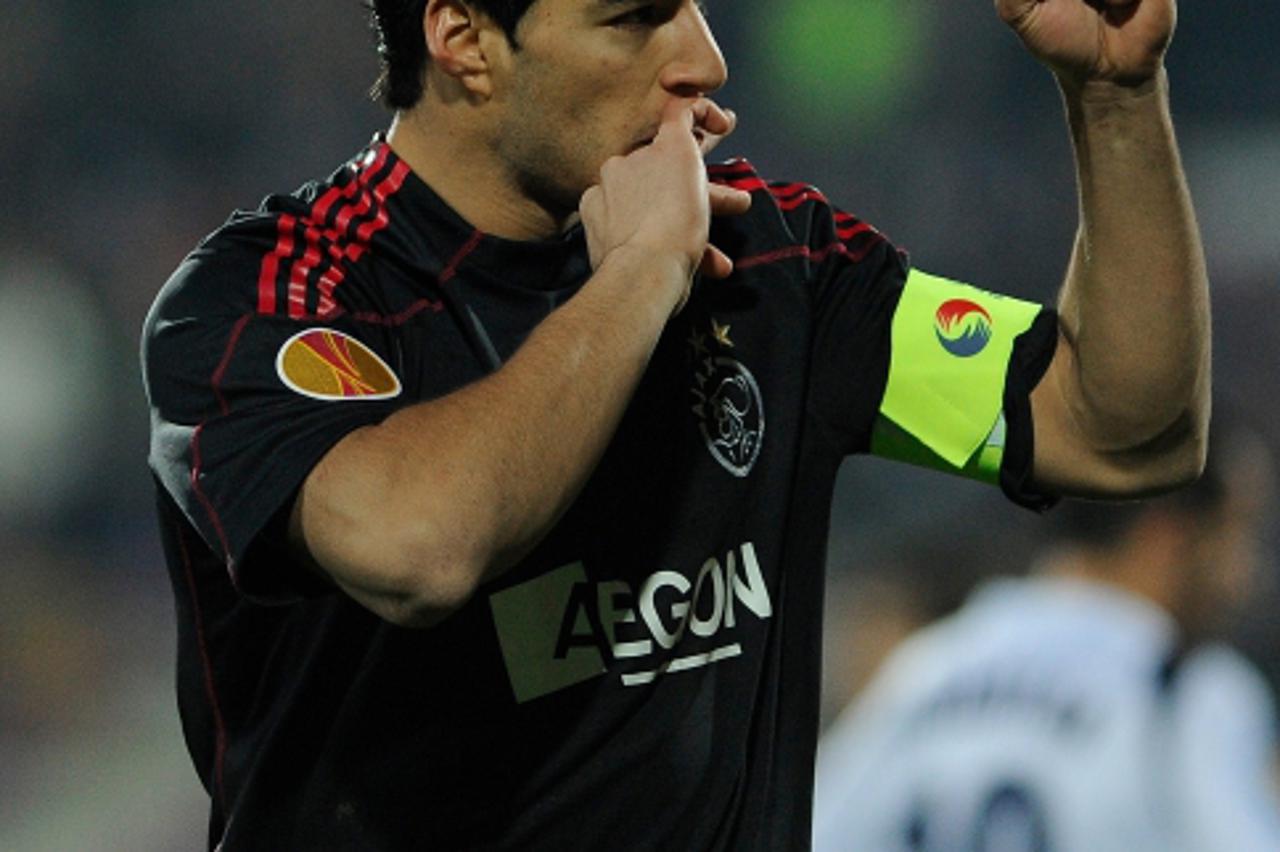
[996,0,1176,87]
[579,100,752,314]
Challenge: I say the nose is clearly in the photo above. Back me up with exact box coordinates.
[661,3,729,97]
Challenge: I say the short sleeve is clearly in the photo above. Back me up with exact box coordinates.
[794,192,1058,510]
[142,249,406,600]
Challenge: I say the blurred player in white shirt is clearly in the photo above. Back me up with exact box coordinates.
[814,426,1280,852]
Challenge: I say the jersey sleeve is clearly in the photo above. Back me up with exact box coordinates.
[142,234,407,601]
[768,172,1059,510]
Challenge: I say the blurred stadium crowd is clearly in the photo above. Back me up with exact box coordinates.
[1,1,1277,847]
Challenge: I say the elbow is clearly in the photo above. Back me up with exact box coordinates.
[1138,394,1211,494]
[320,516,489,629]
[1106,406,1210,498]
[1042,405,1209,501]
[296,430,497,628]
[379,540,487,629]
[1055,345,1212,497]
[1142,431,1207,495]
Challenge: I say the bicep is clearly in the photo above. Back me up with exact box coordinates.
[144,304,405,601]
[284,400,492,628]
[1029,330,1205,499]
[285,423,429,624]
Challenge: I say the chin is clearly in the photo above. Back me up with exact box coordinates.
[515,168,587,218]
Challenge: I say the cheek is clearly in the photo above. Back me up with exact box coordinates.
[553,95,643,171]
[497,51,661,199]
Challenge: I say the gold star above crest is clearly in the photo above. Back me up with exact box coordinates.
[711,318,734,349]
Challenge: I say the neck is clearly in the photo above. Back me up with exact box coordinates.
[1040,543,1183,623]
[387,107,571,241]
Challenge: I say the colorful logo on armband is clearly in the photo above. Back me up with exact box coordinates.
[934,300,994,358]
[276,328,402,401]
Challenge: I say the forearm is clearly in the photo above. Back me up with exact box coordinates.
[1054,69,1210,451]
[295,249,685,624]
[410,247,684,574]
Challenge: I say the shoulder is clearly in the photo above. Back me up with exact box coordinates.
[707,158,896,270]
[1176,644,1275,719]
[148,205,297,325]
[707,158,880,232]
[708,158,838,210]
[150,142,417,326]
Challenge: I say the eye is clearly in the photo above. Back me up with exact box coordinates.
[609,5,662,28]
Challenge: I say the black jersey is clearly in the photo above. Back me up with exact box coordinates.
[142,138,1056,850]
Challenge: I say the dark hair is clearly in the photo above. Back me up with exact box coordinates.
[367,0,538,110]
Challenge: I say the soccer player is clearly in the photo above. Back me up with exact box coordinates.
[141,0,1209,848]
[812,426,1279,852]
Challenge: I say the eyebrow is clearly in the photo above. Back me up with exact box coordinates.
[595,0,710,10]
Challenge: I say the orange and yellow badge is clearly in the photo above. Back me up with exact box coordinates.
[276,329,402,401]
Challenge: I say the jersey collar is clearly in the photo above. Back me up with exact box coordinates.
[373,135,591,295]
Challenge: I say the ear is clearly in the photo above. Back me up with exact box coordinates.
[423,0,497,98]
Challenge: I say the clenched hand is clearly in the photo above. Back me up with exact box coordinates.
[579,99,752,315]
[996,0,1176,87]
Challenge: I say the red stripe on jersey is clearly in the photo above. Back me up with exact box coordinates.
[188,312,251,582]
[209,313,252,417]
[346,297,447,327]
[708,168,757,184]
[707,158,752,173]
[313,158,412,317]
[306,153,400,316]
[173,520,229,817]
[288,146,395,318]
[708,176,835,213]
[838,222,875,240]
[439,229,484,285]
[812,239,877,264]
[189,423,229,554]
[286,235,319,318]
[353,158,411,249]
[257,215,297,315]
[768,182,817,200]
[735,237,883,271]
[281,195,348,318]
[735,245,812,270]
[775,189,832,211]
[256,145,394,318]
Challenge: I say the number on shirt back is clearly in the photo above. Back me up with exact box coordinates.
[905,780,1051,852]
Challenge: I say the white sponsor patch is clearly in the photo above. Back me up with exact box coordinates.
[489,542,773,704]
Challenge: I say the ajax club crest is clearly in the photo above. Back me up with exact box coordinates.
[689,318,765,478]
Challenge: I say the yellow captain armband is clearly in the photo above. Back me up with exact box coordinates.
[870,269,1043,485]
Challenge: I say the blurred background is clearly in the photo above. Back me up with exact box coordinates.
[1,2,1276,848]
